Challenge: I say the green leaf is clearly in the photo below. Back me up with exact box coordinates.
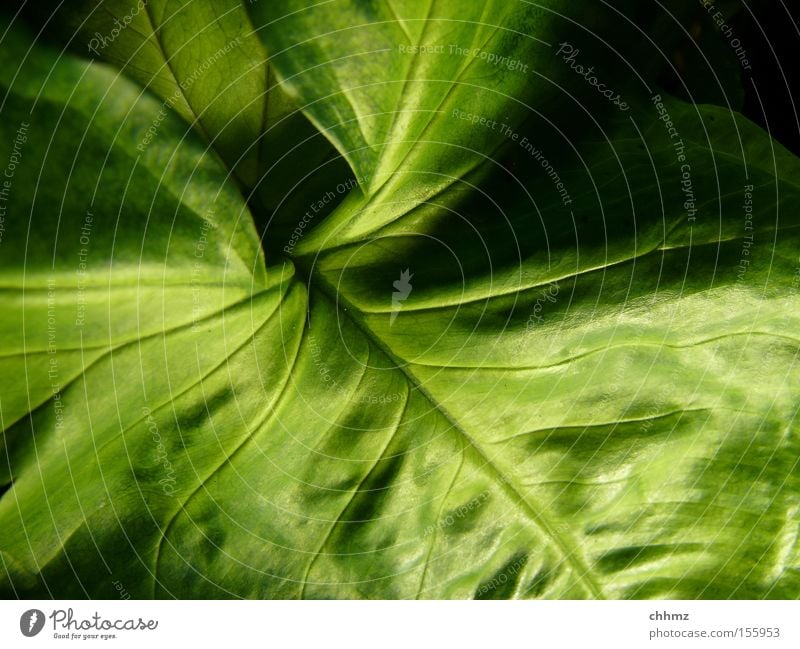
[0,20,267,432]
[247,0,569,196]
[294,95,800,598]
[64,0,345,218]
[73,0,272,183]
[1,3,799,600]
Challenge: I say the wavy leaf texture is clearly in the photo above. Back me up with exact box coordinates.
[1,2,798,599]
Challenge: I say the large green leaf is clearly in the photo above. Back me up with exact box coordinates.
[1,2,799,599]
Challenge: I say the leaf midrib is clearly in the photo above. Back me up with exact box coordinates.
[141,2,216,149]
[302,259,606,599]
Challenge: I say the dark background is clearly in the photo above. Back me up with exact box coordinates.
[738,1,800,154]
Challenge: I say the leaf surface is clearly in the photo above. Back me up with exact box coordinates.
[1,3,799,599]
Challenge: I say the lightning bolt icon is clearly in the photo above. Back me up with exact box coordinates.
[28,611,38,632]
[390,268,413,325]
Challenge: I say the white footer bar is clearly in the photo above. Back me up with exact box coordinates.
[1,600,797,648]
